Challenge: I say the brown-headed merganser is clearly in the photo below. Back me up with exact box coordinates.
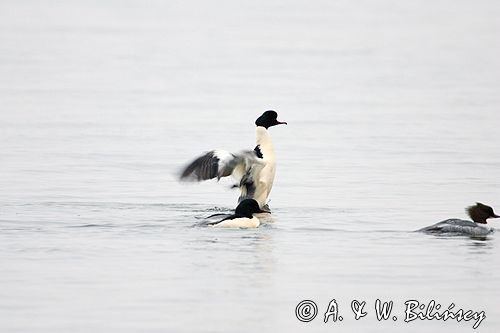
[418,202,499,236]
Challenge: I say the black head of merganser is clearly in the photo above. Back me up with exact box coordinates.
[234,198,265,218]
[255,110,287,129]
[466,202,500,224]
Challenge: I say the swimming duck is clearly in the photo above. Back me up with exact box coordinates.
[418,202,499,236]
[208,199,265,228]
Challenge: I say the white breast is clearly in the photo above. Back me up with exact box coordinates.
[253,127,276,207]
[213,216,260,228]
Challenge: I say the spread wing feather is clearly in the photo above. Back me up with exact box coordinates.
[180,150,262,183]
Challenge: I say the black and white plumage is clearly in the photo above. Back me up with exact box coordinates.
[207,199,265,228]
[180,111,286,209]
[417,202,499,236]
[180,150,262,182]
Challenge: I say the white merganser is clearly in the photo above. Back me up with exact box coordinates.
[208,199,265,228]
[179,110,286,210]
[418,202,499,236]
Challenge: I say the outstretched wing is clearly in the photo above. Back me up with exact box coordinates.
[180,150,261,182]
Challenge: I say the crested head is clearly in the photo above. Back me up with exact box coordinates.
[466,202,499,224]
[255,110,287,129]
[235,199,264,218]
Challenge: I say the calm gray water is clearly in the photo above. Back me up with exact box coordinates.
[1,1,500,332]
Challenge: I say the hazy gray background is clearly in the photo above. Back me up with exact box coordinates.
[1,0,499,332]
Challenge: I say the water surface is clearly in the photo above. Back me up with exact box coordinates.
[1,0,500,332]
